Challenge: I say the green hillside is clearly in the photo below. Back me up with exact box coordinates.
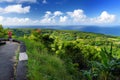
[12,28,120,80]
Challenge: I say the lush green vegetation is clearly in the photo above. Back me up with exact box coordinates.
[4,28,120,80]
[0,25,8,45]
[19,39,73,80]
[0,24,8,38]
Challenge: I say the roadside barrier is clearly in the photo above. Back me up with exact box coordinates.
[16,41,28,80]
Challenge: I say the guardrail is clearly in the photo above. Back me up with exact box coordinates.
[0,38,28,80]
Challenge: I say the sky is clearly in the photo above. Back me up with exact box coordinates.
[0,0,120,26]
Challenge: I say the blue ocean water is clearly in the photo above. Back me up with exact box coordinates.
[5,25,120,36]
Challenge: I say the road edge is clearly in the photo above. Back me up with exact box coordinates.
[16,41,28,80]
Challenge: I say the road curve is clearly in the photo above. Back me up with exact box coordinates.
[0,42,18,80]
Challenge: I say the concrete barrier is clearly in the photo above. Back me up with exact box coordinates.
[0,38,9,41]
[0,38,6,45]
[16,40,28,80]
[0,41,6,45]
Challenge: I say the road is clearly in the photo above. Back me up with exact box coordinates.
[0,42,18,80]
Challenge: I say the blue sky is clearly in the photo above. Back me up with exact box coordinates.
[0,0,120,26]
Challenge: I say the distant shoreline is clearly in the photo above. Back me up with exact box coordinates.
[4,25,120,36]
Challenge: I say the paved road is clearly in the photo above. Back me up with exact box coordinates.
[0,42,18,80]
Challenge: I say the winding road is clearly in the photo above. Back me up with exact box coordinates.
[0,42,18,80]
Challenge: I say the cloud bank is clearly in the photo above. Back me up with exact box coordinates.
[40,9,116,25]
[0,9,116,25]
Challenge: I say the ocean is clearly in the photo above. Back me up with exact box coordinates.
[5,25,120,36]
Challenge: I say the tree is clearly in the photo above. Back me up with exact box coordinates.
[0,24,8,38]
[0,24,4,38]
[0,24,3,31]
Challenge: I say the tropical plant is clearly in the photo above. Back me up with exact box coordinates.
[82,43,120,80]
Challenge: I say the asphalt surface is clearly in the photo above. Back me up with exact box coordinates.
[0,42,18,80]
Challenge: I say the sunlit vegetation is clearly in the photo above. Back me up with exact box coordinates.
[0,25,8,45]
[0,24,8,38]
[10,28,120,80]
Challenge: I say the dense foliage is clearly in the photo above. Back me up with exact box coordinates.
[0,24,8,38]
[13,28,120,80]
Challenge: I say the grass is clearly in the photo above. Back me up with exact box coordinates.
[18,38,72,80]
[27,53,72,80]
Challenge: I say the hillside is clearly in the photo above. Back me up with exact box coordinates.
[12,28,120,80]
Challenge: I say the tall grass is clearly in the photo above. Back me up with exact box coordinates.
[19,38,72,80]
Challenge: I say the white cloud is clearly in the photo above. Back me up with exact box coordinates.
[0,16,4,22]
[0,9,117,26]
[67,9,86,22]
[54,11,63,16]
[40,17,55,24]
[0,16,37,25]
[42,0,47,4]
[18,0,37,3]
[60,16,67,22]
[44,11,52,17]
[40,11,63,24]
[38,10,116,25]
[0,0,37,3]
[0,4,30,14]
[40,11,54,24]
[6,17,30,23]
[66,10,116,25]
[91,11,116,24]
[0,0,13,2]
[40,18,54,24]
